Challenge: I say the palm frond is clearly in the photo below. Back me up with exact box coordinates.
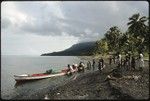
[127,21,135,25]
[139,16,147,21]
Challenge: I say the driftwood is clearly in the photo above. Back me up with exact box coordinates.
[122,75,141,81]
[105,67,141,81]
[105,74,141,81]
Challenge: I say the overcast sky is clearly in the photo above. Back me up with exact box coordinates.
[1,1,149,55]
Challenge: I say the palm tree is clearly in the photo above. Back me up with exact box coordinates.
[127,13,149,53]
[127,13,148,38]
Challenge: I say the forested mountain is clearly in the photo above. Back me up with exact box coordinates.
[41,41,96,56]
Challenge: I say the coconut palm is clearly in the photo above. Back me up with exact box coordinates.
[127,13,148,38]
[127,13,149,52]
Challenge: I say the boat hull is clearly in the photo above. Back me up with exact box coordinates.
[14,72,66,82]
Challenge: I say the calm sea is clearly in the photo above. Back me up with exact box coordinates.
[1,55,87,99]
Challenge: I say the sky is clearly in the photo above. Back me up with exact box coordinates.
[1,1,149,55]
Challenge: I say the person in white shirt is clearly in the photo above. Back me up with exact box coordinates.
[117,52,122,67]
[72,63,78,72]
[139,53,144,71]
[67,64,72,75]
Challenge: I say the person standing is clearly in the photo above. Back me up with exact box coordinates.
[78,62,85,72]
[87,62,89,70]
[72,64,78,72]
[131,56,136,70]
[67,64,72,75]
[109,55,112,65]
[117,52,122,67]
[128,53,131,69]
[139,52,144,71]
[125,53,130,70]
[113,54,116,64]
[81,62,85,72]
[98,57,104,72]
[92,59,96,71]
[87,61,91,70]
[89,61,91,70]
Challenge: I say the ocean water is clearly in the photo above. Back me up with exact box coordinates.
[1,55,86,99]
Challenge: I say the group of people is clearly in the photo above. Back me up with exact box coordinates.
[109,52,145,71]
[66,58,105,75]
[66,62,85,75]
[65,52,145,75]
[86,57,104,72]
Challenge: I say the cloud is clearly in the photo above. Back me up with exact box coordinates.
[2,1,148,38]
[1,18,12,29]
[1,1,149,55]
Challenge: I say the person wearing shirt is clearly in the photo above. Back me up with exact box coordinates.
[139,53,144,71]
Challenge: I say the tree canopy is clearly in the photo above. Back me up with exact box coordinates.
[93,13,149,56]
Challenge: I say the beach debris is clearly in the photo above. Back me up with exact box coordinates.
[44,94,49,100]
[106,75,142,82]
[121,75,141,81]
[105,75,118,81]
[104,75,113,81]
[57,92,60,95]
[123,76,133,79]
[105,74,141,81]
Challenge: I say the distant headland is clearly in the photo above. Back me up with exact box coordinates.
[41,41,96,56]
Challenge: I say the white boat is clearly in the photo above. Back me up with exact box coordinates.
[14,64,81,82]
[14,67,79,82]
[14,72,66,82]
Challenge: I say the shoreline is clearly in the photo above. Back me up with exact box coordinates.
[12,56,149,100]
[45,56,149,100]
